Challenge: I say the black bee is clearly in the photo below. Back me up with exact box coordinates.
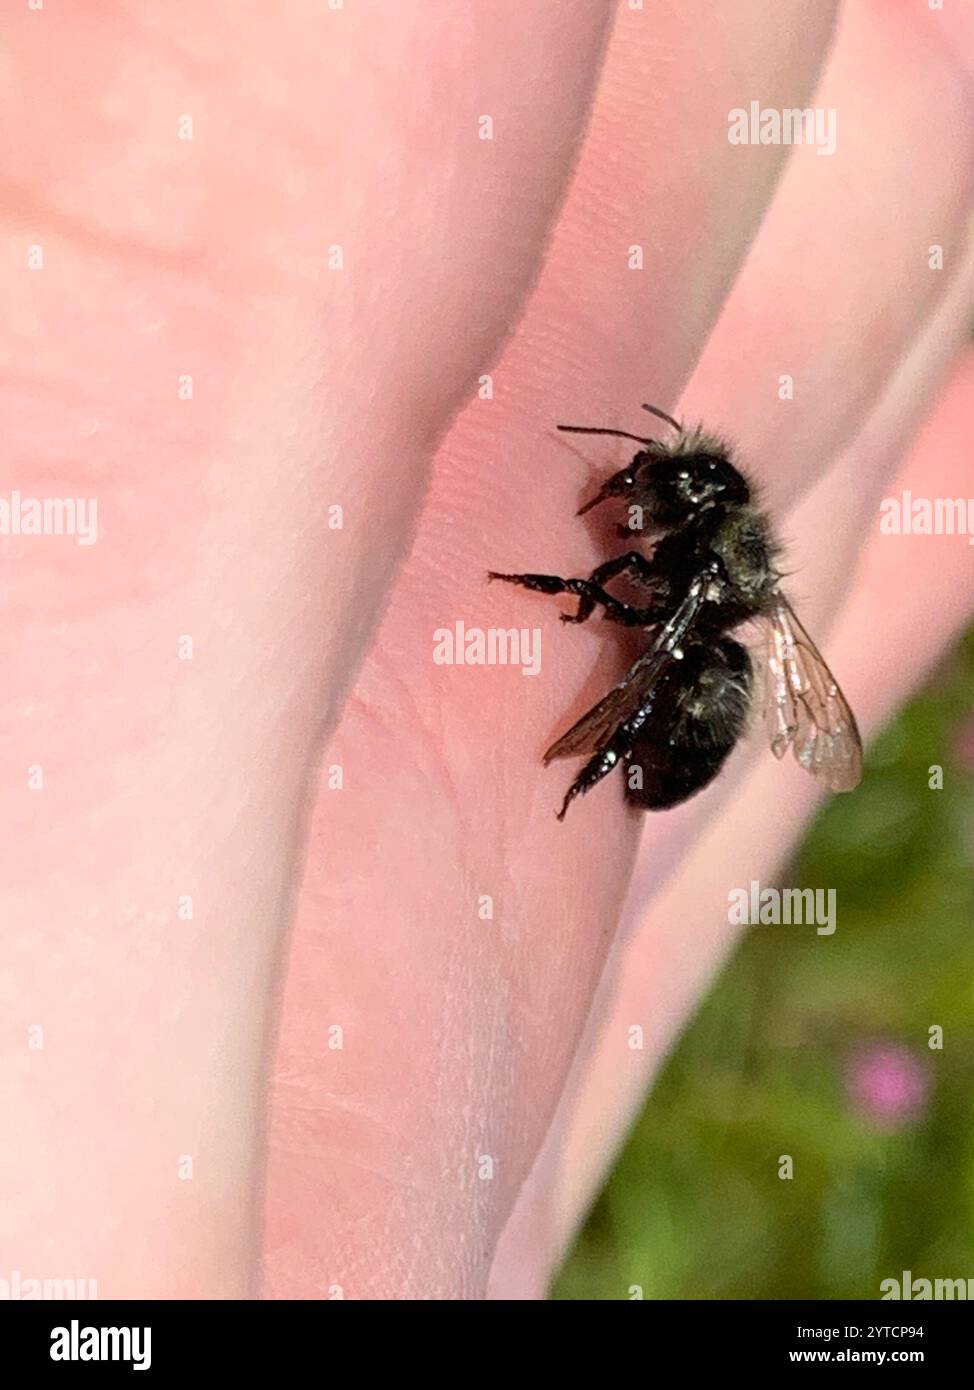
[489,404,863,820]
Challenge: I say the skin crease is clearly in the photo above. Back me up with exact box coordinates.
[0,4,969,1304]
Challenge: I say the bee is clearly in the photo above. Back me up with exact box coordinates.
[489,404,863,820]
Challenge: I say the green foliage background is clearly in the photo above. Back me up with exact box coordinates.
[554,629,974,1300]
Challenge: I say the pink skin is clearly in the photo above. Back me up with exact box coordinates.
[0,2,971,1300]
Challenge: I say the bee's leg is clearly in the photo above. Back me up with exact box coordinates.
[591,550,659,584]
[557,745,624,820]
[555,674,670,818]
[563,551,661,624]
[488,570,656,627]
[556,709,651,819]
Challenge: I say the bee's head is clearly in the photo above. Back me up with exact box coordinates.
[648,451,750,523]
[579,447,749,525]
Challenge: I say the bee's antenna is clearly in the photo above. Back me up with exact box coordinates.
[557,424,657,446]
[641,403,683,434]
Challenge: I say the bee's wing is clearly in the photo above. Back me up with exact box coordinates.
[543,574,709,762]
[762,595,863,791]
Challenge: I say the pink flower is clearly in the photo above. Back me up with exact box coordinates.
[846,1043,930,1130]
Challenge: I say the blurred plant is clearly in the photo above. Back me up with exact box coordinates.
[951,714,974,775]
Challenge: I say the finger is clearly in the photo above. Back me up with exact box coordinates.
[265,2,842,1299]
[0,0,613,1297]
[491,343,974,1296]
[680,1,974,518]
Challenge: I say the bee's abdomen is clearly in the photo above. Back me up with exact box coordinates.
[624,639,752,810]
